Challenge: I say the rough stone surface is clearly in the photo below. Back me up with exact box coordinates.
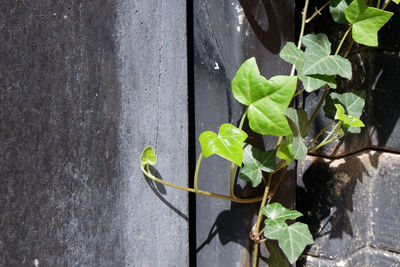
[193,0,295,266]
[1,1,188,266]
[297,151,400,266]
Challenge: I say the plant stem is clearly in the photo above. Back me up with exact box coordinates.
[252,172,273,267]
[230,108,248,198]
[335,26,352,55]
[377,0,381,8]
[307,119,335,148]
[305,0,331,23]
[291,0,310,76]
[269,166,288,199]
[310,85,330,123]
[194,153,203,191]
[142,164,263,203]
[293,88,305,98]
[308,121,342,152]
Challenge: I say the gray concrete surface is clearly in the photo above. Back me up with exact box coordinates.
[1,1,188,266]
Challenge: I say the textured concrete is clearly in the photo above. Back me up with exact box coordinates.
[1,1,188,266]
[193,0,295,266]
[297,152,400,266]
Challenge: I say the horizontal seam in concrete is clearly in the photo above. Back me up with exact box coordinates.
[308,146,400,160]
[303,245,400,261]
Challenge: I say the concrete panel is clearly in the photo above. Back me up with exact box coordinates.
[193,0,295,266]
[1,0,188,266]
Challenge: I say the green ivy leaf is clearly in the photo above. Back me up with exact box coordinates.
[232,58,297,136]
[285,108,310,138]
[280,42,336,92]
[264,221,314,264]
[335,104,365,127]
[261,202,303,225]
[345,0,393,47]
[324,91,365,133]
[292,136,308,160]
[277,136,294,164]
[140,146,157,166]
[330,0,352,24]
[239,144,276,187]
[393,0,400,4]
[266,241,290,267]
[302,33,352,80]
[262,203,313,264]
[199,124,248,166]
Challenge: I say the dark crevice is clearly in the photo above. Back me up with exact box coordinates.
[308,146,400,160]
[187,0,196,266]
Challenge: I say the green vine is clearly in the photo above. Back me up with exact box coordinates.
[140,0,396,265]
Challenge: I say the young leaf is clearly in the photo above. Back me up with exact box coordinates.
[277,136,294,164]
[302,33,352,80]
[266,241,290,267]
[261,202,303,225]
[345,0,393,47]
[264,221,314,264]
[199,124,248,166]
[393,0,400,4]
[239,144,276,187]
[330,0,352,24]
[280,42,336,92]
[334,104,365,128]
[232,58,297,136]
[324,91,365,133]
[140,146,157,166]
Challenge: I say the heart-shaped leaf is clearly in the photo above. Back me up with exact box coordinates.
[266,241,290,267]
[277,136,294,164]
[330,0,352,24]
[335,104,365,127]
[324,91,365,133]
[280,42,336,92]
[261,202,303,225]
[239,144,276,187]
[199,124,248,166]
[232,58,297,136]
[302,33,352,80]
[140,146,157,166]
[345,0,393,47]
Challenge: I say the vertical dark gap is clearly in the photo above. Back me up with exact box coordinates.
[187,0,197,266]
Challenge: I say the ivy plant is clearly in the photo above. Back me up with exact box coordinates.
[140,0,396,265]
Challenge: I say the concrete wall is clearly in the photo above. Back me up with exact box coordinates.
[1,1,188,266]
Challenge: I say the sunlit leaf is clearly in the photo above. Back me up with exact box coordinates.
[239,144,276,187]
[140,146,157,166]
[345,0,393,47]
[262,203,313,264]
[302,33,352,80]
[393,0,400,4]
[264,221,314,264]
[266,241,290,267]
[335,104,365,128]
[277,136,294,164]
[199,124,247,166]
[261,202,302,225]
[280,42,336,92]
[330,0,352,24]
[232,58,297,136]
[324,91,365,133]
[292,136,308,160]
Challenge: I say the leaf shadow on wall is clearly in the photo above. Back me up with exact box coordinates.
[239,0,293,54]
[296,155,370,264]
